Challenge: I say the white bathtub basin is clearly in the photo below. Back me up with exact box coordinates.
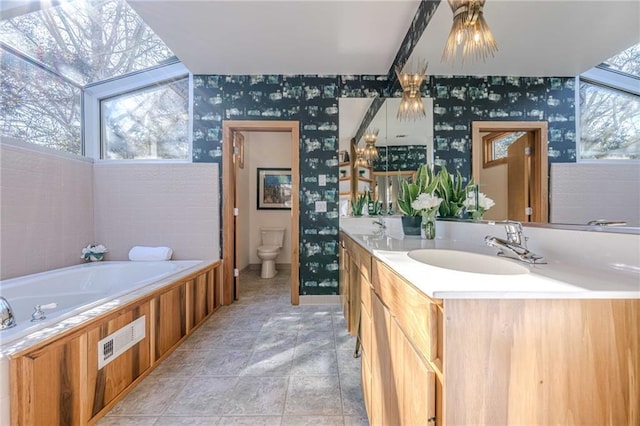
[407,249,530,275]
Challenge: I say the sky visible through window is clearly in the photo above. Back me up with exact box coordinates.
[0,0,180,155]
[0,0,176,86]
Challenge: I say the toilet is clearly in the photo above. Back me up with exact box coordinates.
[257,227,285,279]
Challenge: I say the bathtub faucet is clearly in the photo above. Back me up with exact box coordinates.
[31,303,58,322]
[0,297,16,330]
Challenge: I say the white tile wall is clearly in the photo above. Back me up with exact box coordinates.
[93,162,220,261]
[0,142,94,279]
[550,163,640,227]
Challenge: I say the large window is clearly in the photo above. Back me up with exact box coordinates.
[0,0,184,158]
[0,50,82,154]
[101,78,190,160]
[579,43,640,161]
[579,81,639,160]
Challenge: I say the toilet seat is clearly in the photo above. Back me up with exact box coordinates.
[257,245,280,253]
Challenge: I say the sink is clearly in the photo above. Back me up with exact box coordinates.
[407,249,531,275]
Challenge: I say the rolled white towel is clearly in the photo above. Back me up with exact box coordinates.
[128,246,173,261]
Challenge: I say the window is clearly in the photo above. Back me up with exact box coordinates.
[101,78,190,160]
[579,43,640,161]
[579,82,639,160]
[0,49,82,154]
[0,0,182,157]
[483,131,525,167]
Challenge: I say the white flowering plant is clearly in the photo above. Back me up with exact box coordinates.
[411,192,443,214]
[81,244,108,261]
[463,192,495,220]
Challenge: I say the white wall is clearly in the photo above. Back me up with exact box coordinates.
[242,131,292,265]
[1,138,221,280]
[550,163,640,227]
[0,140,94,279]
[93,162,220,261]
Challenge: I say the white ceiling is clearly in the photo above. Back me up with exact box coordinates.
[129,0,640,77]
[127,0,421,75]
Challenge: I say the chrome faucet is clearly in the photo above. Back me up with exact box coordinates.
[485,221,546,264]
[0,297,16,330]
[31,303,58,322]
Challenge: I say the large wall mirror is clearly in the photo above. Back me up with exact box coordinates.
[339,101,639,229]
[338,97,434,215]
[472,121,640,229]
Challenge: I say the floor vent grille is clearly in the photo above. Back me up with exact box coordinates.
[97,315,146,369]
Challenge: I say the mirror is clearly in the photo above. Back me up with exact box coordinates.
[338,98,434,215]
[472,121,640,229]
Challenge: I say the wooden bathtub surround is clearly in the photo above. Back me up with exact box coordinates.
[339,231,640,426]
[8,261,221,426]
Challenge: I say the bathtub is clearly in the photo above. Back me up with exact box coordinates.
[0,260,203,347]
[0,259,213,425]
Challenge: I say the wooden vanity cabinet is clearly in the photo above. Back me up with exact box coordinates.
[340,232,639,425]
[340,233,371,336]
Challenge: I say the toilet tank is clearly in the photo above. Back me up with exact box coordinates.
[261,227,285,247]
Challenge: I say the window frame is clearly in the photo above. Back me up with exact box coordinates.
[83,62,193,162]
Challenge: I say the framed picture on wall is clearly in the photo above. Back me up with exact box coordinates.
[257,168,292,210]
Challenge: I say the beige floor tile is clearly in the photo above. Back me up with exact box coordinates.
[101,271,367,424]
[284,375,342,416]
[281,415,345,426]
[222,376,289,415]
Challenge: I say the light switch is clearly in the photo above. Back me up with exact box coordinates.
[315,201,327,212]
[318,174,326,186]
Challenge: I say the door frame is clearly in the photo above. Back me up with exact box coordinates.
[471,121,549,223]
[222,120,300,306]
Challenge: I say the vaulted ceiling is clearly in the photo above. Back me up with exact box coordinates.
[127,0,639,77]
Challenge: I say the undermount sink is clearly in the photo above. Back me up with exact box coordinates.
[407,249,531,275]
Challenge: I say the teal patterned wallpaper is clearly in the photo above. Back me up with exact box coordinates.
[192,74,575,296]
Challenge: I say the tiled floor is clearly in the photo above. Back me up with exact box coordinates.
[98,268,369,426]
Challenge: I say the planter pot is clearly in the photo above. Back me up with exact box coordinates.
[401,216,422,236]
[88,253,104,262]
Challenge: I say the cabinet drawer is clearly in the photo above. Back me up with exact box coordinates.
[372,258,439,363]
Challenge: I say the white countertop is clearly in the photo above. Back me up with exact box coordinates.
[341,226,640,300]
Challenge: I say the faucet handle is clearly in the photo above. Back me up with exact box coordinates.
[31,302,58,322]
[502,220,525,246]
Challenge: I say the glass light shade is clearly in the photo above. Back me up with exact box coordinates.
[395,62,428,121]
[442,0,497,64]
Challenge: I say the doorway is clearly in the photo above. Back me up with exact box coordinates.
[471,121,549,223]
[222,120,300,306]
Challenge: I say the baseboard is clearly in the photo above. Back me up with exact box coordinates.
[298,295,340,305]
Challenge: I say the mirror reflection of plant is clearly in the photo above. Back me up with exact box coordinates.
[397,164,438,216]
[435,167,474,218]
[351,192,368,217]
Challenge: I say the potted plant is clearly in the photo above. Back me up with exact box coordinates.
[397,164,438,235]
[435,167,474,218]
[81,244,108,261]
[350,192,368,217]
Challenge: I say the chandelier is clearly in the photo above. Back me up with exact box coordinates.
[353,147,368,168]
[442,0,497,64]
[362,128,379,162]
[395,61,428,121]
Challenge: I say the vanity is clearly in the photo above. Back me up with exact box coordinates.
[339,219,639,426]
